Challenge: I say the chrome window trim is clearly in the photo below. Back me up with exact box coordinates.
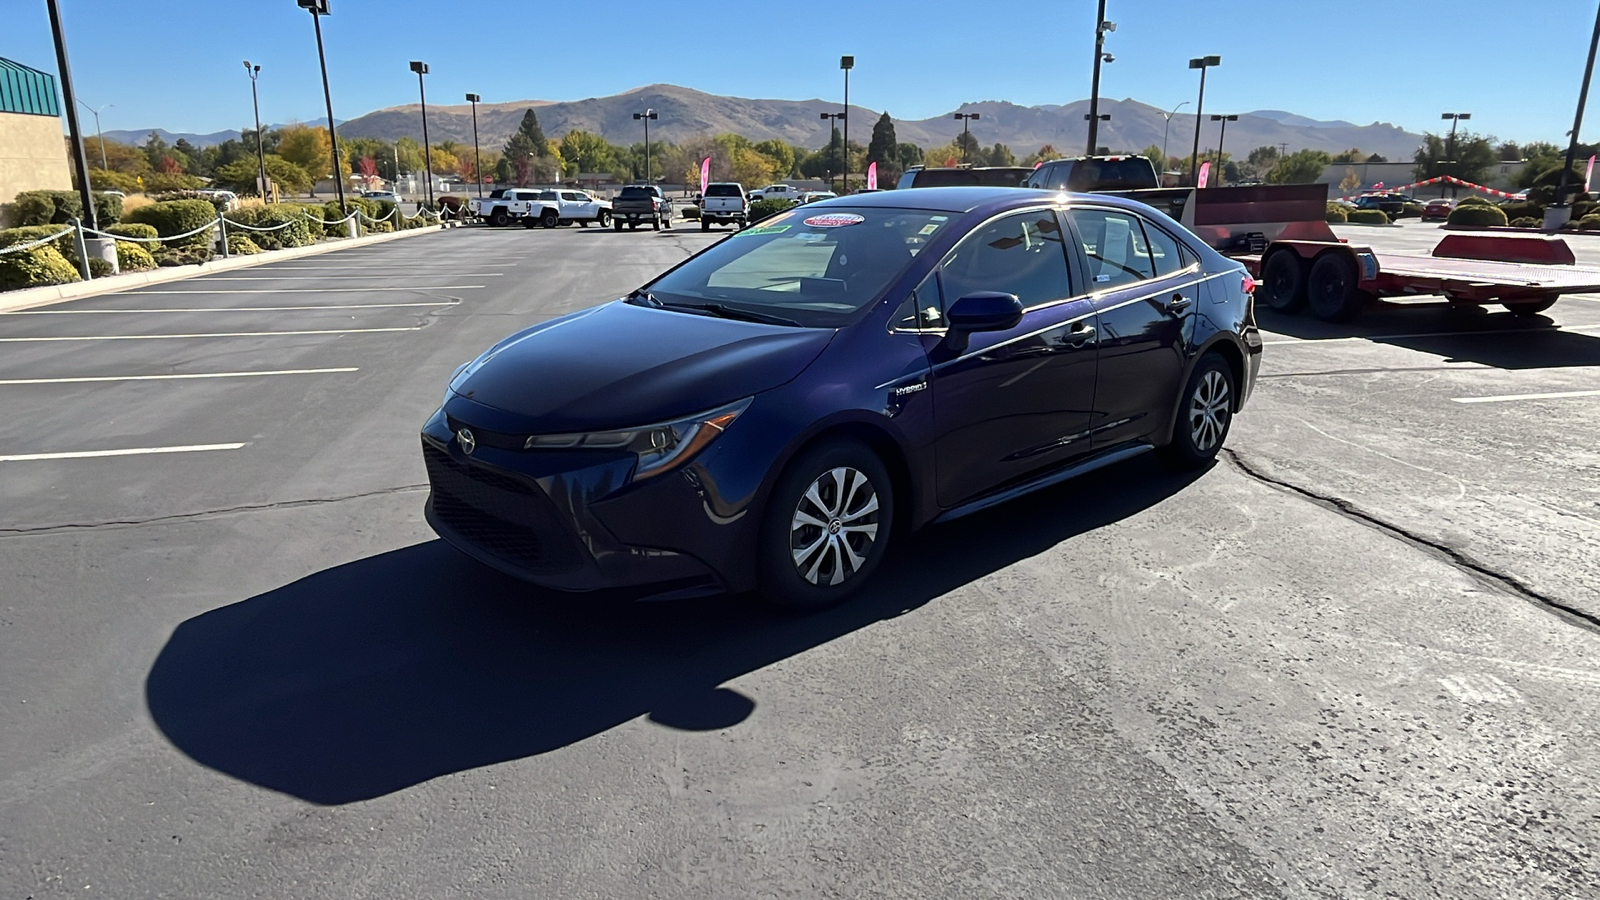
[1067,205,1203,294]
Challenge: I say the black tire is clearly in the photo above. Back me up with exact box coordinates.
[629,221,639,231]
[521,216,537,229]
[488,208,510,227]
[541,209,559,229]
[613,218,623,232]
[664,212,673,230]
[1157,353,1236,470]
[701,219,710,232]
[596,211,610,228]
[652,216,661,231]
[576,219,587,228]
[1306,252,1368,322]
[757,439,894,611]
[1504,294,1558,316]
[1260,250,1308,312]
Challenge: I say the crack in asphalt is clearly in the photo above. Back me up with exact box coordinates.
[1221,448,1600,634]
[0,484,429,537]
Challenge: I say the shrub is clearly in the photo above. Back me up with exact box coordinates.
[0,224,75,254]
[1510,217,1542,228]
[1325,202,1348,223]
[1576,214,1600,231]
[10,189,122,226]
[224,206,316,250]
[748,198,795,222]
[1347,209,1389,224]
[680,205,701,220]
[227,234,263,254]
[369,199,399,224]
[0,244,80,290]
[1497,201,1545,222]
[365,220,393,233]
[89,169,141,193]
[154,245,213,267]
[106,222,161,249]
[1573,200,1600,220]
[124,199,218,248]
[153,190,229,213]
[141,172,206,192]
[116,240,157,271]
[1447,204,1509,227]
[1456,195,1494,207]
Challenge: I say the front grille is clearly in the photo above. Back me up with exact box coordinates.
[422,443,585,574]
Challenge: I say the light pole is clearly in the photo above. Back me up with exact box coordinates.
[1084,112,1110,154]
[1087,2,1115,156]
[410,61,434,211]
[821,112,846,190]
[840,55,853,193]
[77,99,111,171]
[45,0,98,237]
[1188,55,1221,186]
[465,92,484,198]
[1160,101,1189,175]
[1210,113,1238,184]
[633,109,657,183]
[1556,4,1600,223]
[296,0,346,216]
[243,62,268,201]
[1440,111,1471,199]
[953,112,980,163]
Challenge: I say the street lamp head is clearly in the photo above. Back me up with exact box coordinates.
[409,60,428,74]
[243,60,251,70]
[840,55,854,70]
[634,109,657,120]
[296,0,330,14]
[1102,53,1114,63]
[1099,20,1116,32]
[465,93,480,102]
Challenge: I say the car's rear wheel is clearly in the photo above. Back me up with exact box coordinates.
[541,210,559,228]
[1260,250,1308,313]
[701,218,710,231]
[596,211,610,228]
[758,440,894,611]
[652,215,661,231]
[488,209,509,227]
[1157,353,1235,470]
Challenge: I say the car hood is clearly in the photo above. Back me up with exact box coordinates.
[446,301,835,432]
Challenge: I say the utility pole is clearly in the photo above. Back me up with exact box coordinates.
[1187,55,1221,187]
[634,109,657,183]
[840,56,853,193]
[1555,4,1600,227]
[1441,112,1471,199]
[46,0,98,234]
[1087,1,1114,156]
[298,0,347,216]
[466,93,484,198]
[410,61,433,211]
[953,112,979,163]
[243,62,268,201]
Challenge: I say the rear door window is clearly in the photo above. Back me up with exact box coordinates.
[1068,209,1156,289]
[1140,221,1190,277]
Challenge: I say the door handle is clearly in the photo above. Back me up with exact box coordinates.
[1065,325,1097,347]
[1166,294,1192,314]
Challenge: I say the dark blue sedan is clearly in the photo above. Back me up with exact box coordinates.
[422,187,1262,609]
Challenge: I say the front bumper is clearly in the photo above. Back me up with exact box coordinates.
[419,408,748,593]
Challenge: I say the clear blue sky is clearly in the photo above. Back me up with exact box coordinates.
[4,0,1595,144]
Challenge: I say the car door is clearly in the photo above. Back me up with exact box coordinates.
[928,207,1100,507]
[561,191,592,218]
[1063,207,1198,449]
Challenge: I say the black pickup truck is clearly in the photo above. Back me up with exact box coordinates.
[611,185,673,231]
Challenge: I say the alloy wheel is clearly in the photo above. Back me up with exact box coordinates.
[790,466,880,586]
[1188,370,1231,453]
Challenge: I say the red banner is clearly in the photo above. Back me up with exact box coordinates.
[700,157,710,195]
[867,161,877,191]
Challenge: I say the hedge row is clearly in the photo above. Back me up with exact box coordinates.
[11,190,123,227]
[1325,202,1348,223]
[1447,204,1509,227]
[124,199,218,249]
[1347,209,1389,224]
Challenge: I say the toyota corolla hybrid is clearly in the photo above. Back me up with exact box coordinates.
[422,187,1261,609]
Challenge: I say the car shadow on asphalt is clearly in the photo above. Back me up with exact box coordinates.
[1257,303,1600,369]
[145,455,1207,805]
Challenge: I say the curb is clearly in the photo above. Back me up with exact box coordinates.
[0,223,447,313]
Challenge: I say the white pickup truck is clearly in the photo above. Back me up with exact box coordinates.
[698,182,747,230]
[469,188,541,227]
[519,189,612,229]
[750,183,802,204]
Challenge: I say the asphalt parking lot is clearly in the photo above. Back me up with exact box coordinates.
[2,219,1598,898]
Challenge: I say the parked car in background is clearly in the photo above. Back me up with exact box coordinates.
[423,187,1260,609]
[1422,198,1455,220]
[1023,156,1161,192]
[361,190,400,204]
[896,165,1033,189]
[470,188,545,226]
[699,183,748,230]
[1353,193,1409,217]
[797,191,838,205]
[751,184,802,203]
[519,189,612,228]
[611,184,673,231]
[195,189,241,210]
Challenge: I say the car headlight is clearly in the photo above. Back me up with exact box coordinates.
[522,397,753,481]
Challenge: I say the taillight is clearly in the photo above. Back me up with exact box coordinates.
[1242,275,1257,295]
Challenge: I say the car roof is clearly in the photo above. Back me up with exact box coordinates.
[812,185,1153,215]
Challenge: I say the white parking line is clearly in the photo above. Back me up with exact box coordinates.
[1262,323,1600,345]
[1451,388,1600,404]
[202,274,504,280]
[124,286,485,294]
[0,443,245,462]
[0,368,357,385]
[0,326,421,342]
[3,302,456,314]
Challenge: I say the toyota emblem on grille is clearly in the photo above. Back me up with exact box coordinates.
[458,428,476,455]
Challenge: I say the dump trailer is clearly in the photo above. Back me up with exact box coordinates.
[1112,183,1600,322]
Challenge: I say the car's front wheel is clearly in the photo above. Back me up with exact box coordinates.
[541,209,559,228]
[1157,353,1235,470]
[758,440,894,610]
[596,211,610,228]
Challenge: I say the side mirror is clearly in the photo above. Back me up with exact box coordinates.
[947,292,1024,333]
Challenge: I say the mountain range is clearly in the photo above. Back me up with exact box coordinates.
[105,84,1426,161]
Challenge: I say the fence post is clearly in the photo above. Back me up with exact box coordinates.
[70,217,92,281]
[217,214,230,259]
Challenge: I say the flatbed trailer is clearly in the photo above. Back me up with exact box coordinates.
[1112,183,1600,321]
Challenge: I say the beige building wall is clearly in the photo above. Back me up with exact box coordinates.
[0,110,71,225]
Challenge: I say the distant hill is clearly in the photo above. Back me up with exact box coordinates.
[118,85,1425,161]
[102,118,344,148]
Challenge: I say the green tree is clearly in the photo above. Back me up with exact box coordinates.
[279,124,335,180]
[867,113,897,168]
[1413,131,1495,185]
[1365,153,1387,163]
[173,139,204,176]
[1330,148,1365,164]
[1266,149,1332,184]
[514,109,549,155]
[754,139,798,177]
[894,142,924,170]
[984,143,1015,166]
[559,130,617,176]
[955,130,980,161]
[213,154,311,194]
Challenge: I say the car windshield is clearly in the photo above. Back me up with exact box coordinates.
[619,186,653,199]
[705,184,742,197]
[1058,159,1157,190]
[644,206,951,327]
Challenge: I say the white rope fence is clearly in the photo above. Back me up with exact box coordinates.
[0,228,73,256]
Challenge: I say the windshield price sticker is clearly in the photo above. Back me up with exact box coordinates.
[737,224,791,237]
[803,213,865,228]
